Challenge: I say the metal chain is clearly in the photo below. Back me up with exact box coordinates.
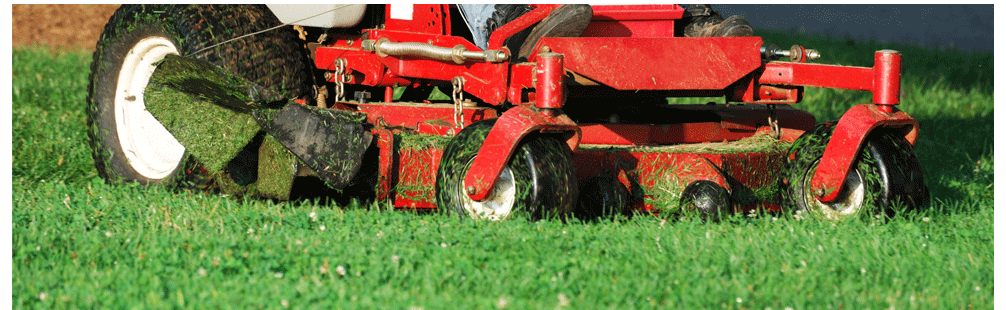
[767,104,781,139]
[334,58,346,102]
[452,76,465,129]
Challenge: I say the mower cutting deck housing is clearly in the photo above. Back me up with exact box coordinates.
[87,4,929,221]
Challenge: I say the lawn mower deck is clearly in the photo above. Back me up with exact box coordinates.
[91,4,929,221]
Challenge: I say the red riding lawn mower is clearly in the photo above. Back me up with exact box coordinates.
[87,4,929,221]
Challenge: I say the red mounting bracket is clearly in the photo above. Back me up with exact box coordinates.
[486,4,559,51]
[758,49,902,108]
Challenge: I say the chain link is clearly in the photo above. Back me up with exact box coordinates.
[767,104,781,139]
[452,76,465,129]
[333,58,346,102]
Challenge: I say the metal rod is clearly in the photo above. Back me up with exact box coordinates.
[368,38,508,64]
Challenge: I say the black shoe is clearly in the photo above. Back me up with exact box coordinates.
[517,4,593,60]
[683,4,754,37]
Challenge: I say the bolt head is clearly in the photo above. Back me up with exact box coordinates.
[814,188,826,197]
[466,185,477,195]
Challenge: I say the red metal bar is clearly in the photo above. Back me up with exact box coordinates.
[758,50,902,105]
[760,62,872,91]
[872,50,902,106]
[486,4,558,51]
[313,35,415,89]
[810,104,919,203]
[464,106,581,201]
[534,53,564,109]
[353,102,499,131]
[582,4,684,38]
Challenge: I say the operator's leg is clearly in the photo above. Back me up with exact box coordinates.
[485,4,537,57]
[462,4,593,61]
[458,4,498,50]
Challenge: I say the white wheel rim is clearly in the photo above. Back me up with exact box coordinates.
[804,161,866,220]
[113,37,186,180]
[460,160,517,221]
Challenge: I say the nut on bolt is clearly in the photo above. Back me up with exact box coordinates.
[814,188,826,198]
[761,44,821,62]
[361,39,375,51]
[805,49,821,60]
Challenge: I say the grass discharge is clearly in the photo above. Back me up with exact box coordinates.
[143,54,264,174]
[13,25,993,309]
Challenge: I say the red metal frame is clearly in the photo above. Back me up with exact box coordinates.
[527,37,763,88]
[315,30,512,105]
[809,104,919,203]
[302,4,919,212]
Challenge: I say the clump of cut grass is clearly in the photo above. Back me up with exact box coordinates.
[144,54,263,173]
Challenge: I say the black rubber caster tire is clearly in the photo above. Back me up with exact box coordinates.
[575,176,629,220]
[435,120,578,221]
[680,180,732,220]
[781,122,930,219]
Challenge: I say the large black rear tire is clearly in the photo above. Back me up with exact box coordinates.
[87,4,313,186]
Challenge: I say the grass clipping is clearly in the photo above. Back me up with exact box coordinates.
[144,54,271,173]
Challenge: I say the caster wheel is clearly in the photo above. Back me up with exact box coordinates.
[575,176,629,219]
[435,120,578,221]
[782,123,930,219]
[680,180,731,220]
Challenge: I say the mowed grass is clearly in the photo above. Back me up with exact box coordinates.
[13,27,993,309]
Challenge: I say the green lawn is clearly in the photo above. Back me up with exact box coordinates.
[12,27,993,309]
